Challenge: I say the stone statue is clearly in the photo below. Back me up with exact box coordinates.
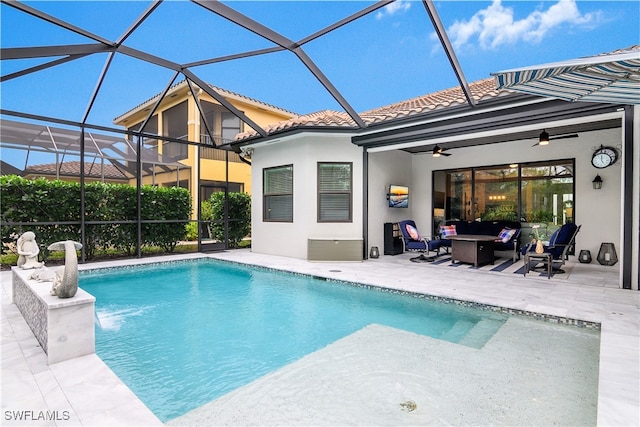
[16,231,42,269]
[47,240,82,298]
[30,266,60,283]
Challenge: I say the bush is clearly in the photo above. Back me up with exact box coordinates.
[1,176,191,260]
[203,192,251,248]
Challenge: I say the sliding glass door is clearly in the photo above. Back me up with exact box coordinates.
[433,160,574,243]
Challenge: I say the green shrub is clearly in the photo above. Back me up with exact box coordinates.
[1,176,191,260]
[203,192,251,249]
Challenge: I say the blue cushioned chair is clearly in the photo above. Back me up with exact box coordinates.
[398,220,443,261]
[522,223,581,276]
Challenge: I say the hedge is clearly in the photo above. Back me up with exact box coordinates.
[1,176,191,260]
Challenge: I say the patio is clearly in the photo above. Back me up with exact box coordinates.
[1,250,637,426]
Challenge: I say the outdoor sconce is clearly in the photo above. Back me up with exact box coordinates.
[369,246,380,259]
[592,174,603,189]
[597,242,618,266]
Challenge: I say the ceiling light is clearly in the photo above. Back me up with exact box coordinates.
[538,130,550,145]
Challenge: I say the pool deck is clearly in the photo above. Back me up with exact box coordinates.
[1,250,638,426]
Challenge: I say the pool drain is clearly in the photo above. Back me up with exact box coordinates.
[400,400,417,412]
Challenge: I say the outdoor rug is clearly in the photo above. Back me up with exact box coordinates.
[410,254,573,279]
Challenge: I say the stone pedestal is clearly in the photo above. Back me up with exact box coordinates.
[12,267,95,364]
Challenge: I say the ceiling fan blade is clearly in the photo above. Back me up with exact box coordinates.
[441,152,452,156]
[549,133,579,140]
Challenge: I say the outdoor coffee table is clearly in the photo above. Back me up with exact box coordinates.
[448,234,496,267]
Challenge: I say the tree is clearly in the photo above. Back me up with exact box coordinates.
[204,192,251,248]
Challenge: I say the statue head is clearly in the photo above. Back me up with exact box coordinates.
[21,231,36,241]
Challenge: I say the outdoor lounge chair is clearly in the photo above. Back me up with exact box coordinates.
[522,223,581,278]
[398,220,443,262]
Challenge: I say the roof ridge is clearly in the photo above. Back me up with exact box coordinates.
[114,80,298,123]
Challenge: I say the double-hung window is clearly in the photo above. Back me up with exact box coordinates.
[318,162,352,222]
[263,165,293,222]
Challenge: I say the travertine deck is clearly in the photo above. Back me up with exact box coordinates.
[1,250,638,426]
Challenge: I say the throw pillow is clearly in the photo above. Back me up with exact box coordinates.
[440,224,457,237]
[498,228,516,243]
[405,224,420,240]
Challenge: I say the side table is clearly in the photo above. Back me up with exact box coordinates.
[524,252,553,279]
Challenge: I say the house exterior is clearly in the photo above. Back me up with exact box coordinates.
[113,80,297,217]
[232,78,639,291]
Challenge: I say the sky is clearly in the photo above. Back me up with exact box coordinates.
[1,0,639,165]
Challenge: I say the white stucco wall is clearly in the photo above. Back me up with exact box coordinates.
[250,133,363,259]
[366,150,414,253]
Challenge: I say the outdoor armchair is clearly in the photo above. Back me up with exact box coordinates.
[398,220,443,261]
[522,223,581,278]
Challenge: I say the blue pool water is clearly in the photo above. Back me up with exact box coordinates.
[81,259,507,422]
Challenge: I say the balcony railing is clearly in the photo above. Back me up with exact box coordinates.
[200,134,242,163]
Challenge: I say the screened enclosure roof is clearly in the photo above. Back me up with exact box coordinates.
[0,0,474,148]
[0,118,187,176]
[1,1,634,162]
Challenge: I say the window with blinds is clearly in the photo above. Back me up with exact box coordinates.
[318,162,352,222]
[263,165,293,222]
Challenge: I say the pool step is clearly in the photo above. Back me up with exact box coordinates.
[440,318,504,349]
[457,319,504,349]
[440,319,475,343]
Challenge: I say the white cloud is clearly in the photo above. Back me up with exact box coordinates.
[447,0,599,50]
[376,0,411,20]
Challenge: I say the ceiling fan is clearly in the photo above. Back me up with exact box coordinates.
[532,129,579,147]
[432,145,451,157]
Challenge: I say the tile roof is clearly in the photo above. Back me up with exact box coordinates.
[113,80,298,123]
[234,78,511,141]
[24,161,129,180]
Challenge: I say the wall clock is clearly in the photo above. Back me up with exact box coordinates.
[591,145,618,169]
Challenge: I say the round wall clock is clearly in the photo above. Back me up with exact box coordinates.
[591,145,618,169]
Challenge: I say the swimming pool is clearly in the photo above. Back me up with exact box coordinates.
[82,258,508,421]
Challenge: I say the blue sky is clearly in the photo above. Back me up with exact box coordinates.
[1,0,639,131]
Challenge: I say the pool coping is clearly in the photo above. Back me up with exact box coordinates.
[2,251,639,426]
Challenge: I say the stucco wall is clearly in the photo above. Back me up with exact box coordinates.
[251,134,363,259]
[366,150,414,253]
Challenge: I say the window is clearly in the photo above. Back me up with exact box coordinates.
[263,165,293,222]
[433,160,574,241]
[162,101,188,160]
[221,112,241,144]
[318,162,352,222]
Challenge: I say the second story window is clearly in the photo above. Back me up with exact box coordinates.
[221,112,241,144]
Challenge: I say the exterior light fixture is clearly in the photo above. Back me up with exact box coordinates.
[538,130,550,145]
[432,145,450,157]
[592,174,603,189]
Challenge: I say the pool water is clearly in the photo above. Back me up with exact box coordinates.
[81,259,508,422]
